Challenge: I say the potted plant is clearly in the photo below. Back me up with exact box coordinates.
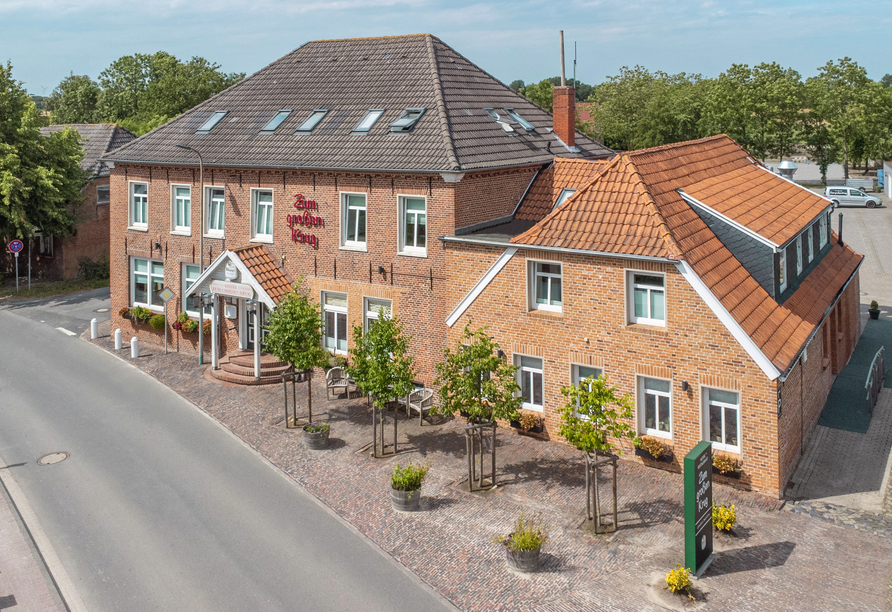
[301,421,331,449]
[493,509,547,573]
[712,453,742,478]
[869,300,880,320]
[129,306,152,323]
[173,312,199,333]
[713,502,737,532]
[634,436,671,463]
[119,306,132,320]
[325,352,348,370]
[390,462,429,512]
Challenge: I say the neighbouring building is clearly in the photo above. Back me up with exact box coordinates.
[102,34,612,385]
[441,135,863,496]
[25,124,136,279]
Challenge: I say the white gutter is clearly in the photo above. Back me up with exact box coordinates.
[446,247,518,327]
[439,235,677,264]
[675,260,782,381]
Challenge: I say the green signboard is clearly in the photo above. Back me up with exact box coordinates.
[684,440,713,576]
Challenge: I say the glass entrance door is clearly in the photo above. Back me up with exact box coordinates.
[246,303,269,351]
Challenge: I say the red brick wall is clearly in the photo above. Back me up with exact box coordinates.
[444,241,783,495]
[552,87,575,147]
[61,177,110,279]
[453,167,539,229]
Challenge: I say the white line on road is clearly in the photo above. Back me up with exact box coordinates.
[55,328,77,337]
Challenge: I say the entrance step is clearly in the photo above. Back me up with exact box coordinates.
[219,360,293,378]
[228,351,289,369]
[208,368,284,386]
[207,351,293,386]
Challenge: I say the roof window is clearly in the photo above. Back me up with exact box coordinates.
[196,111,228,133]
[295,110,329,132]
[353,109,385,133]
[504,108,535,130]
[389,108,426,133]
[484,108,500,120]
[261,110,292,133]
[554,188,577,209]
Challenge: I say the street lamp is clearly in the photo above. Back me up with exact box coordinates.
[176,143,205,364]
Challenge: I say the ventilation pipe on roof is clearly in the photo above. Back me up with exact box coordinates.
[553,30,576,148]
[838,212,844,246]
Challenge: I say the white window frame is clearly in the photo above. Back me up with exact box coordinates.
[340,192,367,250]
[205,186,225,238]
[702,386,741,454]
[398,195,427,256]
[131,257,164,311]
[819,214,828,247]
[353,109,385,133]
[251,188,274,243]
[807,225,815,263]
[796,235,803,274]
[128,180,148,230]
[322,292,348,355]
[515,354,544,412]
[182,263,211,319]
[170,184,191,235]
[554,188,577,210]
[571,363,603,420]
[639,376,672,439]
[778,246,787,292]
[627,270,666,326]
[528,260,563,312]
[363,297,392,332]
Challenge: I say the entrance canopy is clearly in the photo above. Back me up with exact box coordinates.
[183,245,292,310]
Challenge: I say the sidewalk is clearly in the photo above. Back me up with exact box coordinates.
[91,328,892,611]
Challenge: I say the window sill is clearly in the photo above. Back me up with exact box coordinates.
[521,404,544,413]
[171,230,192,237]
[642,430,672,440]
[203,233,225,240]
[710,443,740,455]
[128,226,149,232]
[397,250,428,259]
[340,244,368,253]
[250,237,274,244]
[625,322,668,335]
[527,309,563,320]
[132,304,164,314]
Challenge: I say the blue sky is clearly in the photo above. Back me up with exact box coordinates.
[3,0,889,95]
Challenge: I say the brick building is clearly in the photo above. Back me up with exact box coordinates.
[25,124,136,279]
[441,135,863,496]
[102,35,611,385]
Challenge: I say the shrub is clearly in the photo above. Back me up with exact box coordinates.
[665,564,694,600]
[713,502,737,532]
[303,421,330,434]
[713,453,741,474]
[173,312,198,333]
[870,300,879,310]
[638,436,666,460]
[76,256,109,280]
[203,319,211,335]
[518,410,541,431]
[391,463,429,492]
[129,306,152,322]
[492,509,548,552]
[326,352,348,370]
[149,314,166,330]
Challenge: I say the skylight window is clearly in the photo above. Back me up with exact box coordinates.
[554,188,577,209]
[389,108,426,133]
[504,108,535,130]
[260,110,291,132]
[484,108,500,120]
[353,109,385,133]
[196,111,228,133]
[295,110,329,132]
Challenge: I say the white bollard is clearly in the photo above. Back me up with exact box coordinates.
[114,328,122,350]
[90,318,98,340]
[130,336,139,359]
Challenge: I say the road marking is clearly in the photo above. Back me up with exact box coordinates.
[55,328,77,336]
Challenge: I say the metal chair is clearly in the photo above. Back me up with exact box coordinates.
[406,388,434,425]
[326,367,349,399]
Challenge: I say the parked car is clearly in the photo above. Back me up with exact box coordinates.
[825,186,882,208]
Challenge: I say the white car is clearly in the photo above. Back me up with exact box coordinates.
[825,186,882,208]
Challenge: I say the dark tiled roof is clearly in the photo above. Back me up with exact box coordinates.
[40,124,136,177]
[103,35,612,172]
[233,245,292,304]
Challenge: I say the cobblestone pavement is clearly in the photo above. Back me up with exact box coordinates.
[91,331,892,611]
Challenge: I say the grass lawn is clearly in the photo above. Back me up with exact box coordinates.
[0,277,109,300]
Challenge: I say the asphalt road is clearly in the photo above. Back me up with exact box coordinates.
[0,296,451,611]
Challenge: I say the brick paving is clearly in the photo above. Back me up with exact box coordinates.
[91,329,892,611]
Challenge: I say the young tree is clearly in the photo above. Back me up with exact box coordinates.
[0,62,88,242]
[802,114,840,186]
[46,73,101,124]
[263,282,328,422]
[558,374,638,457]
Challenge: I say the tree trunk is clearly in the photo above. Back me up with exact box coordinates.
[843,127,849,180]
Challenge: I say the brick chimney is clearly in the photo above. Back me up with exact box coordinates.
[553,86,576,148]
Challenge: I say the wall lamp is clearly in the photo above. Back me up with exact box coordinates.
[497,349,505,359]
[681,381,690,392]
[377,265,386,275]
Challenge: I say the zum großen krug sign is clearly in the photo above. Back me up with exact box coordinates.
[684,440,714,577]
[286,194,323,249]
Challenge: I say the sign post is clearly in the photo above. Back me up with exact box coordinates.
[7,240,23,293]
[684,441,714,578]
[159,287,175,355]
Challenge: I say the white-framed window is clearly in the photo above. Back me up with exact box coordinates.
[819,214,828,247]
[571,364,603,419]
[640,376,671,438]
[252,189,273,242]
[399,196,426,255]
[353,109,384,132]
[554,188,577,209]
[516,355,544,412]
[182,263,211,318]
[529,261,562,312]
[807,225,815,263]
[322,292,348,354]
[703,387,740,453]
[628,271,665,326]
[171,184,191,233]
[364,297,391,332]
[778,247,787,292]
[206,187,225,237]
[96,185,110,205]
[33,231,53,257]
[796,235,803,274]
[131,257,164,309]
[129,181,148,229]
[341,192,367,249]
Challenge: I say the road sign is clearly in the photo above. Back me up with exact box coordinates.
[159,287,175,303]
[684,441,714,577]
[8,240,23,253]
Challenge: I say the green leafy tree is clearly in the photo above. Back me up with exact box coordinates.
[881,74,892,88]
[750,63,805,161]
[558,374,638,456]
[509,79,525,93]
[347,310,415,411]
[522,79,556,112]
[0,62,88,242]
[802,114,840,186]
[702,63,755,152]
[46,73,101,124]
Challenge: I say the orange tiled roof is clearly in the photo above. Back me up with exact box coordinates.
[233,245,292,305]
[515,158,608,221]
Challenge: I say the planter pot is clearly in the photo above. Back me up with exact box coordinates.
[506,547,541,573]
[390,486,421,512]
[869,309,880,320]
[635,446,671,463]
[301,426,330,450]
[510,420,521,429]
[713,466,742,479]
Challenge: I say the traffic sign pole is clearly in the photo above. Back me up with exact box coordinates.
[14,252,19,293]
[7,240,24,293]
